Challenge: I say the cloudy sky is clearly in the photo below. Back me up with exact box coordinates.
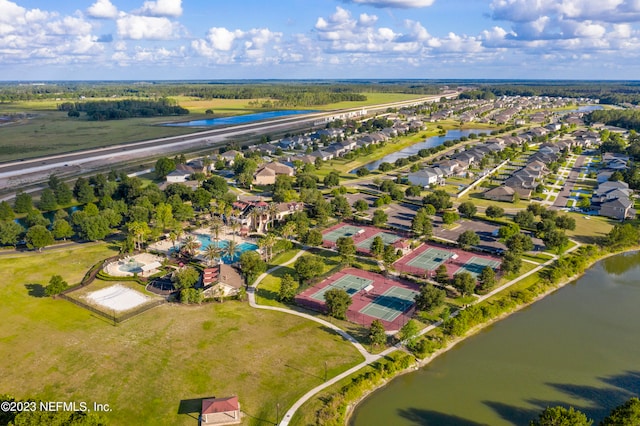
[1,0,640,80]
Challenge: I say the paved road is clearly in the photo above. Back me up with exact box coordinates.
[0,93,456,195]
[552,154,586,209]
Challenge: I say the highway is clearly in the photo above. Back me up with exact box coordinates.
[0,92,457,196]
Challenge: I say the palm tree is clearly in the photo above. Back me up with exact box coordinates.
[210,217,223,243]
[203,244,222,266]
[127,221,150,251]
[250,208,261,233]
[168,231,178,251]
[230,221,241,242]
[223,239,239,263]
[280,221,296,241]
[181,235,200,258]
[259,233,278,262]
[268,202,280,231]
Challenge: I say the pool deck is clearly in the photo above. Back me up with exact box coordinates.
[103,253,164,277]
[148,227,261,264]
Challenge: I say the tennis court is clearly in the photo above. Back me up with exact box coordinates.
[406,247,455,271]
[457,256,501,278]
[359,286,418,322]
[356,232,402,250]
[322,225,365,243]
[311,273,373,301]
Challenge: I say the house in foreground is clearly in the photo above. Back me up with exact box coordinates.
[202,264,245,298]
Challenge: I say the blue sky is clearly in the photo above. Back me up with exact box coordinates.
[2,0,640,80]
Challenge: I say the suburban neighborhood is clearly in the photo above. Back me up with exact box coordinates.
[3,85,640,426]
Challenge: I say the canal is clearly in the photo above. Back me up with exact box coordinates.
[358,128,488,172]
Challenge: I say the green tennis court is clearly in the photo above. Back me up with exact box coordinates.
[360,286,418,322]
[407,247,455,271]
[356,232,402,249]
[311,274,373,301]
[323,225,365,243]
[457,256,501,278]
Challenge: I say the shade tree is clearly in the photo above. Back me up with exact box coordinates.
[324,288,352,319]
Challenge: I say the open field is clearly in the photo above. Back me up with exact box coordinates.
[0,91,429,162]
[0,243,363,425]
[565,212,615,244]
[0,109,198,162]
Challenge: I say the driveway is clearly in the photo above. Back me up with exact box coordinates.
[552,154,586,210]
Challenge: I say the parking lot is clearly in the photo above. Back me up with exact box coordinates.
[433,217,545,253]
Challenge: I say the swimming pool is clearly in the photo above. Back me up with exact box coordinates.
[118,261,144,273]
[195,235,259,264]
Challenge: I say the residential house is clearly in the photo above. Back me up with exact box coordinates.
[339,139,357,152]
[408,169,440,187]
[538,143,560,156]
[220,150,243,166]
[311,150,333,161]
[258,143,279,156]
[592,180,635,220]
[597,169,616,183]
[483,185,529,202]
[201,396,241,426]
[165,164,196,183]
[434,159,461,177]
[599,198,635,220]
[253,162,295,186]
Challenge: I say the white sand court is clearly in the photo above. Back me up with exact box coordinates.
[85,284,150,312]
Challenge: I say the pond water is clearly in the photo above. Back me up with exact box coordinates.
[164,110,317,127]
[351,251,640,426]
[356,128,488,172]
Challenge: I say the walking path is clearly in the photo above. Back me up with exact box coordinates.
[248,241,577,425]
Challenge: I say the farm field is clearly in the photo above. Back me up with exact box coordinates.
[0,243,363,425]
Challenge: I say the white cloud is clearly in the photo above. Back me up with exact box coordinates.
[137,0,183,18]
[342,0,435,8]
[47,16,93,36]
[0,0,105,67]
[87,0,118,19]
[206,27,240,51]
[116,14,180,40]
[192,26,283,64]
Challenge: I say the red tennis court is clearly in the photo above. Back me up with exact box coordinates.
[394,242,502,280]
[296,267,420,330]
[321,222,410,255]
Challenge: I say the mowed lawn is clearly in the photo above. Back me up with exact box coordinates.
[0,243,363,425]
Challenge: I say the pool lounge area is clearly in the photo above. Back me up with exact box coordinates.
[195,234,259,264]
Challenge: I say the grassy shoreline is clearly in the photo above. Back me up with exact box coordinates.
[293,245,639,426]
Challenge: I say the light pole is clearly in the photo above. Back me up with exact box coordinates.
[276,402,280,425]
[324,360,328,382]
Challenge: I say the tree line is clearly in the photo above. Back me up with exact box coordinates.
[57,98,189,120]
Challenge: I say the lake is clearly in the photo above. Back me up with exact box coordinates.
[357,128,488,172]
[351,251,640,426]
[164,110,317,127]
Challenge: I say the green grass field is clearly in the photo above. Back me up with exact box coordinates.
[0,109,199,162]
[0,243,363,425]
[0,92,428,162]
